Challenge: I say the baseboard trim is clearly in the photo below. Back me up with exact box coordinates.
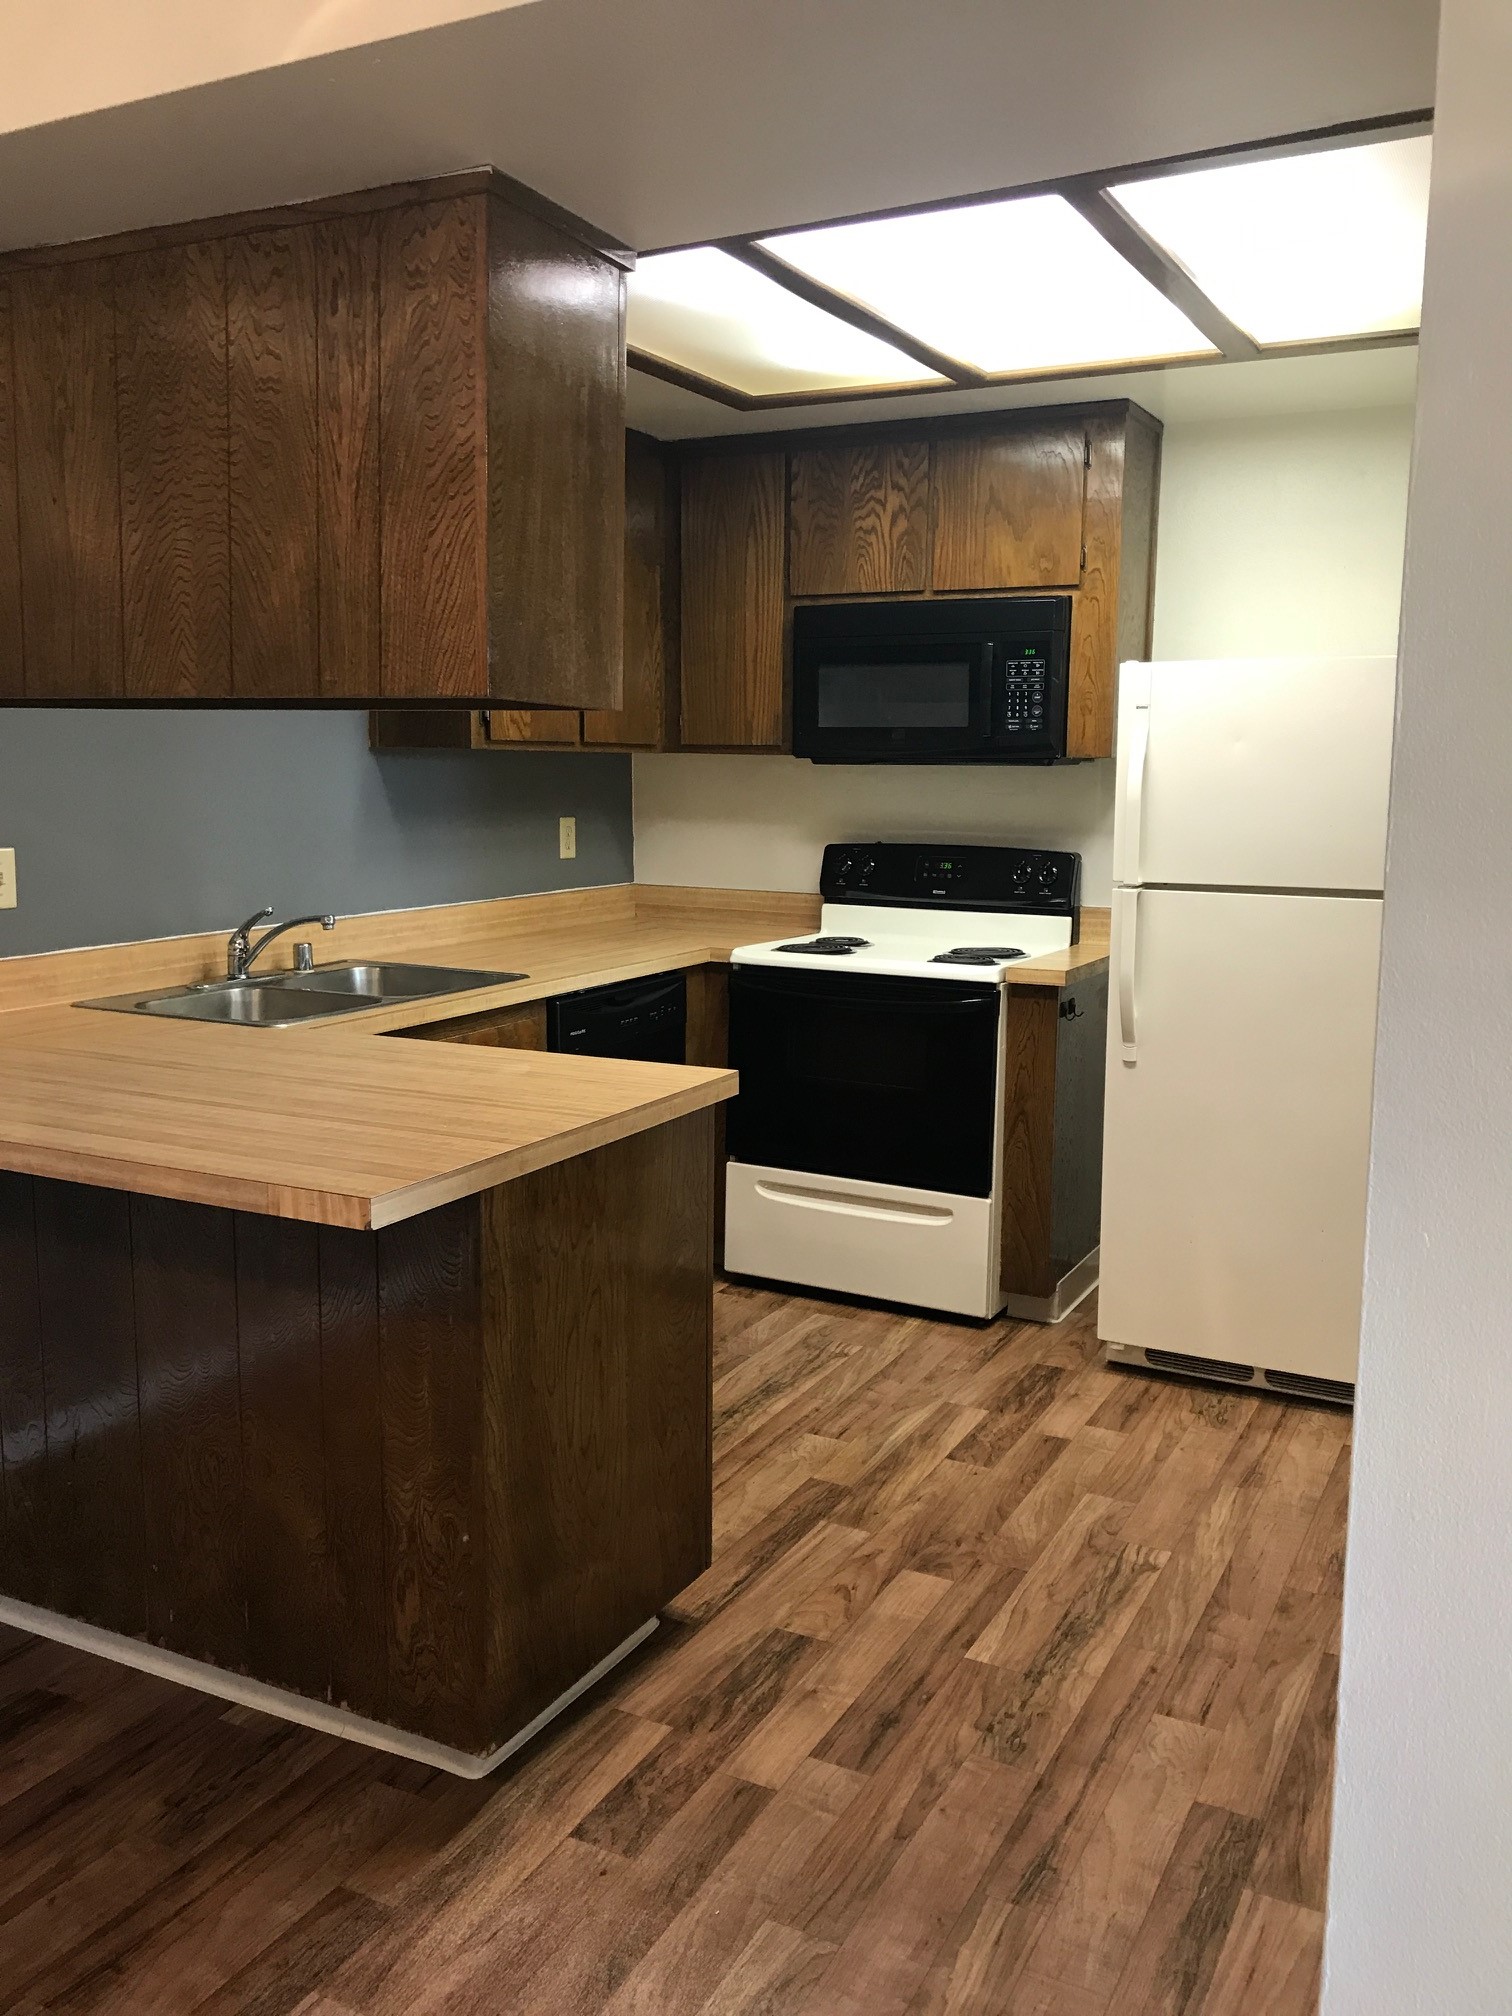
[1001,1247,1100,1325]
[0,1596,658,1780]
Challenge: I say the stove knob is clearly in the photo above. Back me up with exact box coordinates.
[1038,860,1060,890]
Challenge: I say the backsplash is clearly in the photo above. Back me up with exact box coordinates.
[0,710,633,957]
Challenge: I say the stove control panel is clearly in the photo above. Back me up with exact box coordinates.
[820,841,1081,916]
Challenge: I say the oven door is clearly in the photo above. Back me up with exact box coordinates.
[727,968,1001,1196]
[792,633,994,762]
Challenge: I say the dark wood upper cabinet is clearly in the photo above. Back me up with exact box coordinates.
[227,227,321,700]
[116,241,232,700]
[931,422,1088,591]
[788,438,930,597]
[679,449,787,750]
[10,260,124,699]
[0,277,20,699]
[583,429,680,749]
[370,428,677,756]
[0,171,629,708]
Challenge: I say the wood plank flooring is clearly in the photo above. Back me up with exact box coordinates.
[0,1283,1349,2015]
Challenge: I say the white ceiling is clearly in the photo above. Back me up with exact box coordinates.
[0,0,1440,256]
[626,343,1421,439]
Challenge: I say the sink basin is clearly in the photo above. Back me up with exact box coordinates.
[111,979,376,1026]
[276,961,526,999]
[79,961,527,1026]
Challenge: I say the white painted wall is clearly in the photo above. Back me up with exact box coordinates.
[0,2,536,137]
[1322,4,1512,2010]
[633,403,1416,901]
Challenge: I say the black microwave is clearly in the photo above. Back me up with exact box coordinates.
[792,595,1073,764]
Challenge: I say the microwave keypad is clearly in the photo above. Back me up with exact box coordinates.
[1002,656,1048,734]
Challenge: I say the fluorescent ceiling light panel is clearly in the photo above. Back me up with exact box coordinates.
[1109,135,1431,345]
[626,246,944,396]
[757,195,1217,375]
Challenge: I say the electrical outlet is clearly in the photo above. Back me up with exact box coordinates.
[0,848,14,910]
[559,816,577,861]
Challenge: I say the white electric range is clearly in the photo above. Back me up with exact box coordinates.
[724,841,1082,1321]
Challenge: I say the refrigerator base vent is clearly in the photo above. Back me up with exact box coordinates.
[1263,1368,1355,1407]
[1107,1344,1355,1410]
[1144,1347,1255,1385]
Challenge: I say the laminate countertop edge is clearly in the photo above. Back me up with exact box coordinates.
[0,889,1110,1227]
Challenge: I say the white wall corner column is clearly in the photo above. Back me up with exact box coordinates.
[1322,4,1512,2010]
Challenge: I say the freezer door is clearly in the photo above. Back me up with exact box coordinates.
[1115,657,1396,893]
[1100,887,1382,1382]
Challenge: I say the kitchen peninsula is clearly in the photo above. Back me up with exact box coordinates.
[0,890,766,1778]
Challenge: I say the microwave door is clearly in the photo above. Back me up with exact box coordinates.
[796,638,992,761]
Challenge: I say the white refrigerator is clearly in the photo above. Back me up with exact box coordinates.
[1099,656,1397,1394]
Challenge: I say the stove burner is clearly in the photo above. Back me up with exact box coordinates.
[774,935,872,956]
[930,945,1026,966]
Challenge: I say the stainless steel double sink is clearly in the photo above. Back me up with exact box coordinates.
[81,962,528,1029]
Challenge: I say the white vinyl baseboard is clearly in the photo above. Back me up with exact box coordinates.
[0,1595,658,1780]
[1001,1247,1100,1325]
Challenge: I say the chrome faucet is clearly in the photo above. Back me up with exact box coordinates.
[226,907,337,980]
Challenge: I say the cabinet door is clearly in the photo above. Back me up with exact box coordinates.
[789,438,929,596]
[115,240,231,699]
[485,197,625,713]
[680,450,786,749]
[583,430,677,748]
[11,260,124,698]
[227,227,320,699]
[315,214,383,699]
[485,708,582,747]
[0,276,25,698]
[932,424,1086,591]
[379,197,489,700]
[402,1000,548,1048]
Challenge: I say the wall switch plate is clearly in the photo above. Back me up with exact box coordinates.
[0,848,14,910]
[559,816,577,861]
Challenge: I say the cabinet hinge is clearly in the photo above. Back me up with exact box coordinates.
[1083,436,1092,468]
[1080,545,1087,571]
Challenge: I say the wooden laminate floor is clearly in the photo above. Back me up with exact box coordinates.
[0,1284,1349,2016]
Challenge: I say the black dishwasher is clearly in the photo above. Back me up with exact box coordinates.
[546,971,688,1062]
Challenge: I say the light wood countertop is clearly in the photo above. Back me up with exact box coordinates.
[0,885,1110,1228]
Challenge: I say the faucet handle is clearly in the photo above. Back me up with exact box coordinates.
[232,905,275,938]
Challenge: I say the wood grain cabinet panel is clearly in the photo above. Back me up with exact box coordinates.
[0,1131,714,1760]
[486,196,625,713]
[1070,409,1161,759]
[485,708,582,747]
[11,260,124,698]
[228,226,321,699]
[379,196,489,701]
[0,277,26,698]
[932,423,1087,591]
[372,428,678,753]
[315,213,383,699]
[115,240,232,698]
[397,1000,549,1048]
[583,428,680,748]
[789,438,930,596]
[680,449,787,749]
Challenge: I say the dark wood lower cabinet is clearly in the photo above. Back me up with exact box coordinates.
[0,1109,714,1761]
[396,999,547,1048]
[1000,970,1109,1309]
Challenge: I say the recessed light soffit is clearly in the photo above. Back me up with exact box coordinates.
[625,115,1430,412]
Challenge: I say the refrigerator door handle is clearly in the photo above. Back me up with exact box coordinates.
[1116,886,1141,1064]
[1118,664,1153,886]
